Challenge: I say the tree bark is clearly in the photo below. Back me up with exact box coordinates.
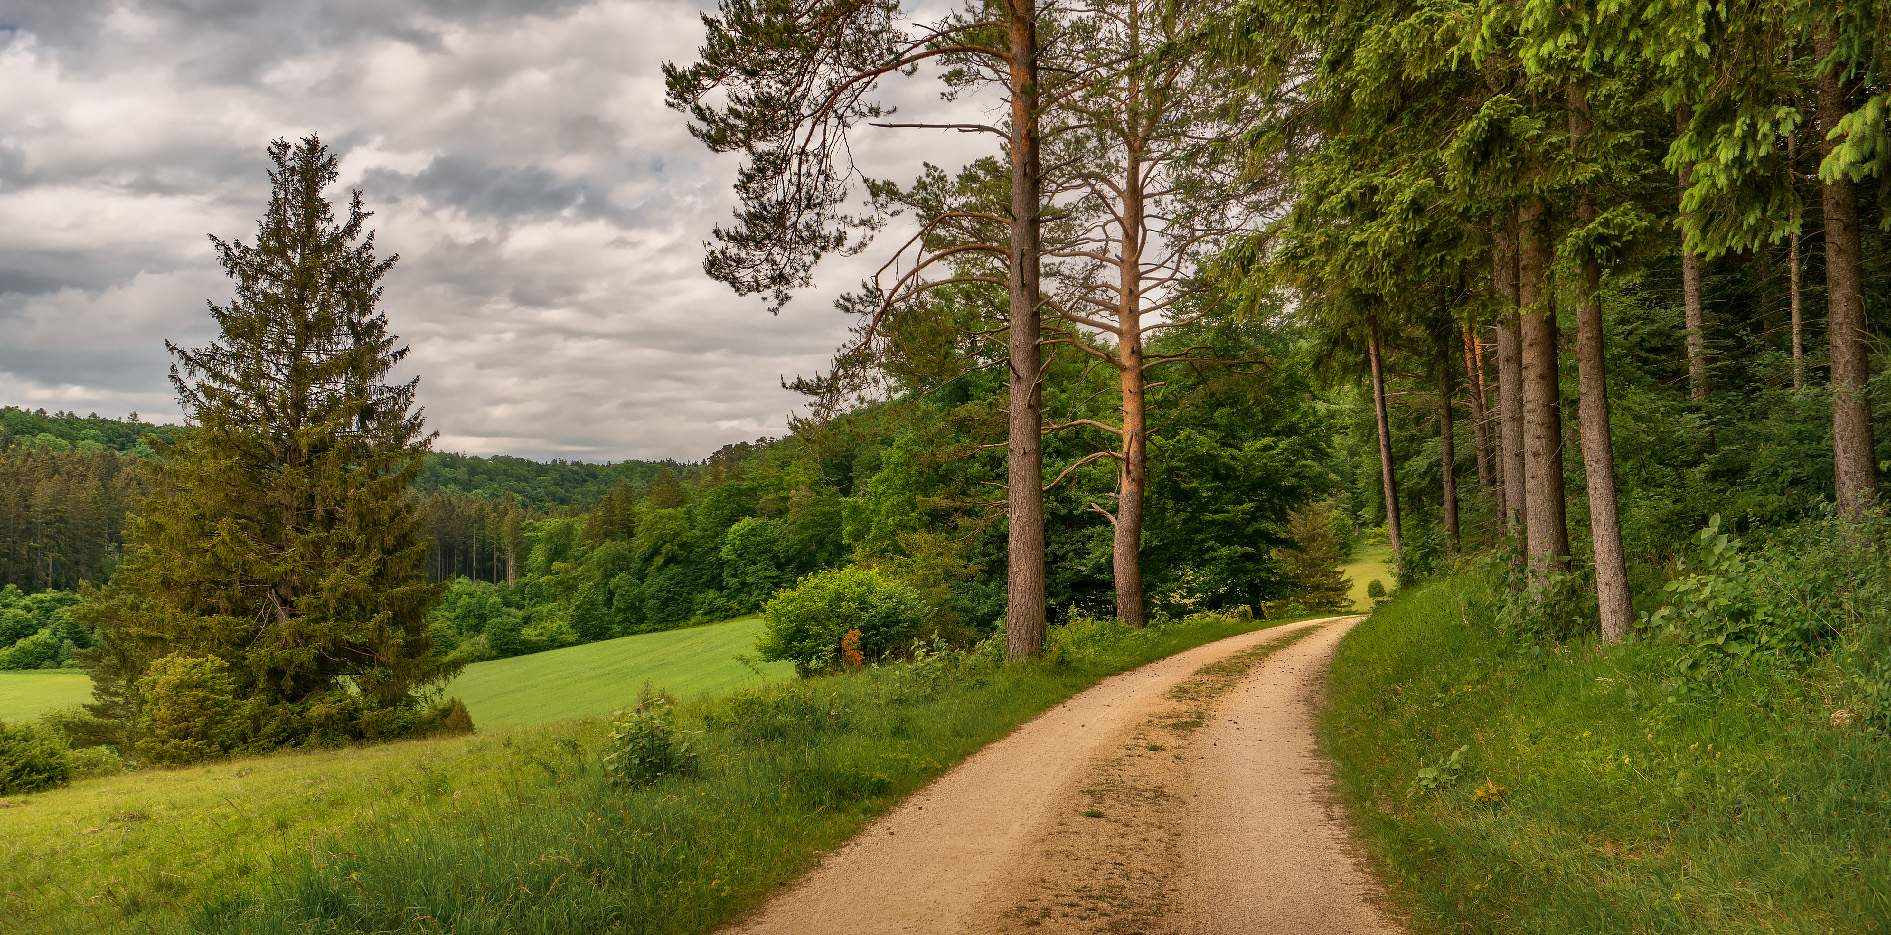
[1492,218,1528,544]
[1369,323,1403,565]
[1789,130,1806,390]
[1005,2,1048,660]
[1517,198,1570,575]
[1569,86,1633,642]
[1112,133,1148,629]
[1463,324,1495,492]
[1677,108,1710,403]
[1438,331,1460,553]
[1816,28,1879,521]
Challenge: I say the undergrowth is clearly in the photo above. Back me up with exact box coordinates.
[183,610,1296,935]
[1324,576,1891,934]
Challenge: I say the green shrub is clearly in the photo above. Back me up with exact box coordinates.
[66,744,131,779]
[601,693,695,787]
[757,566,927,675]
[0,720,71,794]
[134,653,246,765]
[1366,579,1387,601]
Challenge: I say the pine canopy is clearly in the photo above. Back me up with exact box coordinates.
[85,136,448,749]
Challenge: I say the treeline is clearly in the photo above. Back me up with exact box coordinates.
[422,324,1338,663]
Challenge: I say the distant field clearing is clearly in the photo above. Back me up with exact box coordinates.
[0,616,792,729]
[443,615,795,728]
[0,670,93,723]
[1342,547,1394,610]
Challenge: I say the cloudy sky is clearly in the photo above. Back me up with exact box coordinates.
[0,0,986,461]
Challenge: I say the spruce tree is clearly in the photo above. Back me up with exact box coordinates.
[85,136,447,751]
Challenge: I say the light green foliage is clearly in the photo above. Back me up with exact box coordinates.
[602,692,696,787]
[0,720,70,795]
[0,587,86,670]
[1327,576,1891,934]
[134,654,245,766]
[757,566,928,675]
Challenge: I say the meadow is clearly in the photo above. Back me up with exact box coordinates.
[1,611,1296,935]
[442,615,794,727]
[1323,575,1891,934]
[0,669,92,722]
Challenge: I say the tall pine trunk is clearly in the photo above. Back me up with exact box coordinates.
[1369,323,1403,564]
[1112,144,1148,628]
[1789,130,1806,390]
[1569,87,1633,641]
[1005,2,1048,660]
[1816,28,1878,521]
[1517,199,1570,575]
[1492,218,1528,544]
[1463,324,1496,492]
[1438,331,1460,553]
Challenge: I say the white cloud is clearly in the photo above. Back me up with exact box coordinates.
[0,0,993,460]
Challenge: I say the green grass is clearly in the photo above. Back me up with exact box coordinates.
[0,669,93,723]
[0,611,1298,935]
[443,615,794,728]
[1323,575,1891,934]
[1342,546,1394,610]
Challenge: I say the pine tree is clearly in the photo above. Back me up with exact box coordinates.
[1277,501,1352,611]
[84,136,448,752]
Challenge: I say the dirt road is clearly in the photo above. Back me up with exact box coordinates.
[721,615,1403,935]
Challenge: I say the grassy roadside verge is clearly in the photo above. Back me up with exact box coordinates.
[3,611,1308,935]
[1323,578,1891,934]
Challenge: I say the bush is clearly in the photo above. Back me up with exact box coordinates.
[440,697,476,735]
[135,653,246,765]
[0,720,71,794]
[601,690,695,787]
[67,745,131,779]
[757,566,928,676]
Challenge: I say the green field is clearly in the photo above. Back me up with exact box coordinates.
[443,615,794,727]
[0,669,93,723]
[1342,546,1394,609]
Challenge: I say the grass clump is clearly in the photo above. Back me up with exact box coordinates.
[1323,575,1891,934]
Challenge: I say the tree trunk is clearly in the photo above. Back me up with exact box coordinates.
[1492,218,1528,544]
[1569,86,1633,642]
[1113,132,1148,629]
[1438,331,1461,553]
[1816,28,1879,521]
[1369,324,1403,565]
[1789,130,1806,390]
[1677,108,1710,403]
[1005,2,1048,660]
[1517,198,1570,575]
[1463,324,1495,492]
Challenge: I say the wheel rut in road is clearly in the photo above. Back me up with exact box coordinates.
[719,615,1402,935]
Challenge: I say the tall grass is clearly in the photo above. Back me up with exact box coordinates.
[1324,577,1891,934]
[193,613,1288,935]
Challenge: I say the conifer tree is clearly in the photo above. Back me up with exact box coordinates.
[1277,500,1352,611]
[84,136,448,750]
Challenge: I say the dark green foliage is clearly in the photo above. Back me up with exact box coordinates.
[0,441,139,591]
[1275,501,1354,611]
[0,407,184,457]
[0,720,71,795]
[757,566,927,676]
[83,136,450,760]
[602,692,695,787]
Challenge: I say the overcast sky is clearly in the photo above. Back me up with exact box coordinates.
[0,0,987,461]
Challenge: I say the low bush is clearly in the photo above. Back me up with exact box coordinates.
[602,691,696,787]
[0,720,71,795]
[756,566,928,675]
[135,653,246,765]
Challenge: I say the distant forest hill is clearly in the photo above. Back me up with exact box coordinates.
[0,406,753,591]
